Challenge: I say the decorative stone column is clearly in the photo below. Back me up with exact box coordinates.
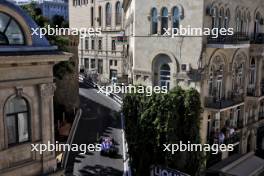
[157,15,161,35]
[256,57,262,96]
[39,83,57,174]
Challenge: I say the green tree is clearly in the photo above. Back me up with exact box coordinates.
[122,86,204,176]
[21,3,73,80]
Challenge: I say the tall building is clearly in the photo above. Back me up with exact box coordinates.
[7,0,33,6]
[7,0,69,22]
[39,0,69,21]
[0,1,70,175]
[69,0,127,83]
[123,0,264,174]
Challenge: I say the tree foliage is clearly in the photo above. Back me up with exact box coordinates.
[122,86,204,176]
[21,3,73,80]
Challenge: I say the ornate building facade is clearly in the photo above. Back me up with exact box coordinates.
[0,1,70,175]
[69,0,127,83]
[123,0,264,174]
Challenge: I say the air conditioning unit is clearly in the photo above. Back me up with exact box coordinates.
[181,63,191,72]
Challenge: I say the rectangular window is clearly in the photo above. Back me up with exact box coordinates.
[18,113,29,143]
[73,0,76,6]
[114,60,117,66]
[85,38,89,50]
[6,113,29,145]
[6,115,16,145]
[81,58,84,66]
[112,39,116,51]
[110,60,113,66]
[91,59,96,68]
[84,58,89,68]
[91,39,95,50]
[98,6,102,26]
[98,39,102,51]
[80,38,84,50]
[91,7,94,27]
[98,59,103,74]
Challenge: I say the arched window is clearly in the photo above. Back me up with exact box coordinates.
[236,10,241,32]
[105,3,112,26]
[98,6,102,26]
[224,9,230,29]
[212,7,218,29]
[115,1,122,25]
[5,97,30,145]
[249,58,256,85]
[210,56,225,100]
[254,12,261,38]
[219,8,224,29]
[209,69,214,96]
[172,7,180,29]
[247,12,251,35]
[232,57,245,93]
[242,12,247,33]
[161,7,168,35]
[98,39,102,50]
[150,8,158,34]
[0,12,25,45]
[160,64,170,89]
[91,7,94,26]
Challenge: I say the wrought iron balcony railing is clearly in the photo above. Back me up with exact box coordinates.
[204,94,244,109]
[207,32,250,45]
[224,133,240,145]
[251,33,264,44]
[247,116,257,126]
[261,83,264,96]
[237,120,244,129]
[259,112,264,120]
[247,87,257,97]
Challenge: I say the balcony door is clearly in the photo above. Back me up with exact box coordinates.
[216,76,223,101]
[159,64,171,90]
[254,12,261,39]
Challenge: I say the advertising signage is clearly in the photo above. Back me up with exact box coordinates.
[150,165,190,176]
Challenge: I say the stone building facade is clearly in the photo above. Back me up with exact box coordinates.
[69,0,127,83]
[0,1,70,175]
[39,0,69,22]
[123,0,264,173]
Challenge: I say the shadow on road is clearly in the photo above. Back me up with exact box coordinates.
[65,91,123,175]
[79,165,123,176]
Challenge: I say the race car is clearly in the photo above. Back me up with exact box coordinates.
[100,137,119,157]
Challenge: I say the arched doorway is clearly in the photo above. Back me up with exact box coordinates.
[254,12,261,40]
[247,133,253,153]
[159,64,170,88]
[152,54,172,90]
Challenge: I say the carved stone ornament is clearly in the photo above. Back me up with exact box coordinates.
[16,87,23,97]
[40,83,56,97]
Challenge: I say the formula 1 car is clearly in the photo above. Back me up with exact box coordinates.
[100,137,119,157]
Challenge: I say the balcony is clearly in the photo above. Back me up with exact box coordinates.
[207,32,250,48]
[247,87,257,97]
[259,112,264,120]
[247,116,257,126]
[251,33,264,44]
[204,94,244,110]
[224,133,240,145]
[261,82,264,96]
[208,130,240,146]
[237,119,244,129]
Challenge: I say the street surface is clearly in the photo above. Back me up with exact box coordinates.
[65,81,123,176]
